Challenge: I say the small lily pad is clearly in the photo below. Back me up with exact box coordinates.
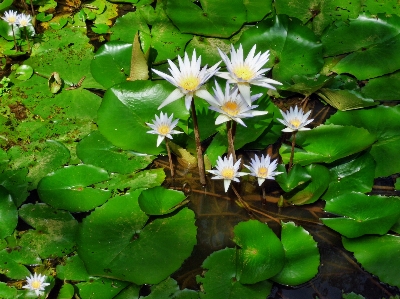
[0,186,17,239]
[275,164,311,193]
[138,186,187,215]
[15,65,33,81]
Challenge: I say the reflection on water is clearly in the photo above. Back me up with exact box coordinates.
[156,155,400,299]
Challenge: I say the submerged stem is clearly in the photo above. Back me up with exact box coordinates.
[190,99,206,185]
[227,121,237,163]
[288,131,297,171]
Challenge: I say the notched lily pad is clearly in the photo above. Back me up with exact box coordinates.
[275,164,311,193]
[37,164,111,212]
[138,186,187,215]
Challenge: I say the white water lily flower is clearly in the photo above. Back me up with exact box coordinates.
[207,155,247,192]
[17,13,32,27]
[146,112,182,147]
[152,50,221,111]
[216,44,282,105]
[277,105,314,132]
[2,10,19,25]
[208,82,267,127]
[244,154,282,186]
[23,273,50,297]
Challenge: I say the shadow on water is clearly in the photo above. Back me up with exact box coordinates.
[156,154,400,299]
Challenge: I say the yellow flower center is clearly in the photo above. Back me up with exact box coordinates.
[257,167,268,178]
[221,101,240,116]
[221,168,234,179]
[290,118,301,128]
[20,20,28,26]
[233,66,254,81]
[31,280,41,290]
[157,125,170,135]
[179,76,200,91]
[9,16,16,23]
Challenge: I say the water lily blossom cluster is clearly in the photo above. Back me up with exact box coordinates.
[146,112,182,147]
[209,81,267,127]
[207,155,247,192]
[152,50,220,111]
[17,13,32,27]
[23,273,50,296]
[277,105,314,132]
[217,44,282,105]
[1,10,34,51]
[245,154,282,186]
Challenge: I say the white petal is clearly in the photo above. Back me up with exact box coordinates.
[156,135,165,147]
[237,83,251,106]
[195,89,220,107]
[223,179,232,192]
[215,114,231,125]
[257,177,266,186]
[158,89,184,109]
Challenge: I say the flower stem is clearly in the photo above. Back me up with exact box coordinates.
[261,181,267,205]
[165,139,174,178]
[227,120,237,163]
[24,27,31,53]
[190,99,206,185]
[11,25,18,51]
[288,131,297,171]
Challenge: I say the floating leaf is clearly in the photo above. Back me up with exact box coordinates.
[233,220,285,283]
[110,11,150,44]
[316,88,377,111]
[275,164,311,193]
[97,81,189,155]
[141,277,198,299]
[15,65,33,81]
[280,124,376,166]
[322,193,400,238]
[0,186,17,239]
[165,0,246,38]
[37,164,110,212]
[19,203,78,258]
[113,285,141,299]
[362,71,400,101]
[76,130,154,174]
[56,255,90,281]
[76,277,129,299]
[77,191,197,285]
[327,105,400,177]
[0,168,28,207]
[197,248,273,299]
[323,152,375,201]
[271,222,320,286]
[138,186,187,215]
[0,282,18,299]
[343,234,400,288]
[0,249,31,279]
[284,164,330,205]
[57,283,75,299]
[186,36,231,66]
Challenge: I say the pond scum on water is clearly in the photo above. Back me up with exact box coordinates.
[1,0,400,298]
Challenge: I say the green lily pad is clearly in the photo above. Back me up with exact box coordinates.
[141,277,198,299]
[97,80,189,155]
[15,65,33,81]
[316,88,377,111]
[284,164,330,205]
[76,130,154,174]
[233,220,285,283]
[321,193,400,238]
[284,74,332,97]
[323,152,375,201]
[114,285,140,299]
[271,222,320,286]
[18,203,78,258]
[342,292,366,299]
[37,164,110,212]
[56,254,90,281]
[275,164,311,193]
[138,186,187,215]
[36,12,53,22]
[94,169,166,193]
[280,124,376,166]
[110,11,151,44]
[76,277,129,299]
[165,0,246,38]
[197,248,273,299]
[0,186,17,239]
[91,41,132,89]
[0,282,18,299]
[0,168,28,207]
[57,283,75,299]
[0,249,31,279]
[7,140,71,190]
[342,234,400,288]
[362,71,400,101]
[244,0,272,22]
[327,105,400,177]
[77,190,197,285]
[186,36,231,67]
[237,15,323,84]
